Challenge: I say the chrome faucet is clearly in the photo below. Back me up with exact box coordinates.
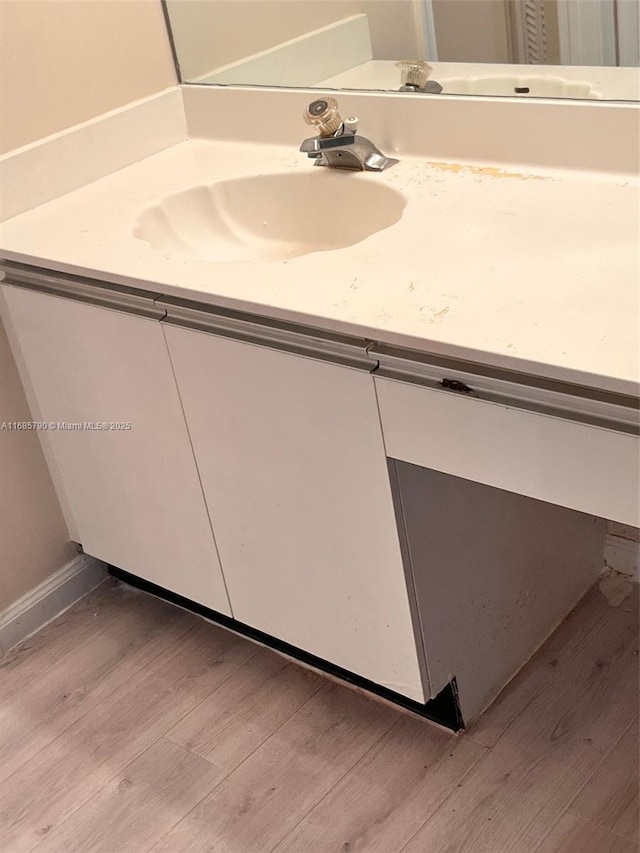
[299,98,397,172]
[401,80,443,94]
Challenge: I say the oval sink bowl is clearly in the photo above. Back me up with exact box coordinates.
[133,172,407,262]
[440,74,601,99]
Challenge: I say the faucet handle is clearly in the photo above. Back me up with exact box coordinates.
[344,116,359,134]
[303,97,342,137]
[396,60,433,90]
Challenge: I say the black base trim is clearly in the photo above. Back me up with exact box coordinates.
[108,566,464,732]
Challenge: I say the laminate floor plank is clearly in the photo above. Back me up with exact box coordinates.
[1,579,637,853]
[0,589,195,784]
[0,619,256,853]
[0,579,126,702]
[32,737,223,853]
[272,714,485,853]
[167,646,324,770]
[150,682,400,853]
[568,717,639,843]
[397,590,639,853]
[535,812,639,853]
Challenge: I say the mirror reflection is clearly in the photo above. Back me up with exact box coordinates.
[164,0,640,101]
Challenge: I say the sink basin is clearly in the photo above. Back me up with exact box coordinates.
[440,74,601,99]
[133,172,407,262]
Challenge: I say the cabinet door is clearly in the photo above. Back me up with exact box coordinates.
[164,324,426,703]
[1,285,231,614]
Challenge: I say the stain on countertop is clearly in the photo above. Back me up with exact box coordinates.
[427,162,545,181]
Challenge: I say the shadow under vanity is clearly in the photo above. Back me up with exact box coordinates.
[2,260,635,731]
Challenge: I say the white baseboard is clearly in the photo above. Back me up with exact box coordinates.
[0,553,107,655]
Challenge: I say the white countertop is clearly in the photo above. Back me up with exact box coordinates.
[1,138,638,395]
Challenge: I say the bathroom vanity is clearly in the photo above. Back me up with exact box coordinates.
[1,87,638,729]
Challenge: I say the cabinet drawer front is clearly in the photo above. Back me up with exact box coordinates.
[375,377,639,526]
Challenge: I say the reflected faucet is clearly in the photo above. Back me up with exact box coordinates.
[397,60,443,94]
[299,97,397,172]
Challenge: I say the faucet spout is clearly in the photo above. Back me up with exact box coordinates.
[299,134,397,172]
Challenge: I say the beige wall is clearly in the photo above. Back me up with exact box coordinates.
[0,0,177,153]
[167,0,422,81]
[0,322,77,611]
[432,0,511,63]
[0,0,176,612]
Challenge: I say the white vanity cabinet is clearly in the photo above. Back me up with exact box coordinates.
[7,264,632,726]
[160,299,427,703]
[0,269,231,614]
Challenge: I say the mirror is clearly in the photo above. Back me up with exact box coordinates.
[163,1,640,101]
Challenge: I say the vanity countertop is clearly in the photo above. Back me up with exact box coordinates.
[1,138,637,395]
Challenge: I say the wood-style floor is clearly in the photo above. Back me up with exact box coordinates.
[0,577,637,853]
